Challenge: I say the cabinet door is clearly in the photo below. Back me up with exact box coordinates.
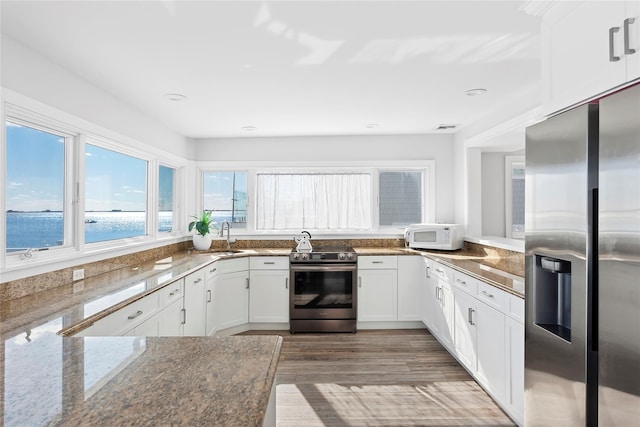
[160,298,184,337]
[357,269,398,322]
[132,313,160,337]
[453,289,477,373]
[423,258,433,327]
[215,270,249,331]
[627,0,640,80]
[397,256,424,321]
[545,1,628,110]
[476,301,506,402]
[438,279,455,353]
[183,269,206,336]
[204,276,216,336]
[505,316,524,426]
[249,270,289,323]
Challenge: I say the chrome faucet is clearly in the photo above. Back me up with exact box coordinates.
[219,220,232,252]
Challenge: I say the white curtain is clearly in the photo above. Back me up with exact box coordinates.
[256,173,371,230]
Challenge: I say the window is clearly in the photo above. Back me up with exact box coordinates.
[203,171,248,228]
[158,165,175,233]
[84,144,148,243]
[5,120,68,253]
[505,156,525,239]
[256,173,371,230]
[379,171,423,227]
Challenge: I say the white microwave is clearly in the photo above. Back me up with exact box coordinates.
[404,223,464,250]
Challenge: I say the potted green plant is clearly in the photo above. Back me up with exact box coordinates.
[188,210,217,251]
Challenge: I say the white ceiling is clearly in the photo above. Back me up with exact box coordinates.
[1,1,544,139]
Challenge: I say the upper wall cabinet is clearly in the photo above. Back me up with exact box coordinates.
[543,1,640,113]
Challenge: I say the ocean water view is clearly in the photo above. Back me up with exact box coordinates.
[6,211,173,251]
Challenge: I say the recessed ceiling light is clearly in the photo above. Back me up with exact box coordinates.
[366,123,379,129]
[163,93,188,102]
[241,125,257,131]
[465,88,488,96]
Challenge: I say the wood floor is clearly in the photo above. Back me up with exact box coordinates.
[242,329,515,426]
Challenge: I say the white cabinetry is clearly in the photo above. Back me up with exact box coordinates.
[453,287,478,372]
[357,256,398,322]
[430,262,455,352]
[504,295,525,426]
[183,268,206,336]
[215,257,250,332]
[544,1,640,112]
[159,279,184,336]
[204,263,219,336]
[249,257,290,324]
[397,256,424,321]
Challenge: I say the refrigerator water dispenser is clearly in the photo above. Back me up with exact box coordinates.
[534,255,572,342]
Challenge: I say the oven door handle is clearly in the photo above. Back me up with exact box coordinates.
[290,264,357,273]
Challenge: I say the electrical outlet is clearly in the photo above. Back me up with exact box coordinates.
[72,269,85,281]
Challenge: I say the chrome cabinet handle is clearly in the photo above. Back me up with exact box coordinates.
[209,267,217,274]
[285,278,289,289]
[468,307,475,325]
[372,261,384,264]
[624,18,637,55]
[169,287,180,296]
[127,310,143,320]
[207,289,212,303]
[181,308,186,325]
[246,278,250,289]
[358,277,362,288]
[456,279,466,285]
[426,266,431,278]
[610,26,621,62]
[264,261,275,265]
[436,268,444,274]
[481,290,494,298]
[193,278,202,284]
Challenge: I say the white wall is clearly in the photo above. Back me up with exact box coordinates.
[192,134,456,223]
[1,35,190,158]
[481,152,506,237]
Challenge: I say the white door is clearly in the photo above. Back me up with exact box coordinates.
[249,270,289,323]
[215,270,249,331]
[357,269,398,322]
[453,289,477,373]
[183,269,206,336]
[205,277,216,336]
[505,315,525,425]
[397,256,424,321]
[476,300,506,402]
[159,298,184,337]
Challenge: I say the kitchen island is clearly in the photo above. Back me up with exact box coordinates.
[2,334,281,426]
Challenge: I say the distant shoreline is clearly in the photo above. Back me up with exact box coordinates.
[6,210,147,213]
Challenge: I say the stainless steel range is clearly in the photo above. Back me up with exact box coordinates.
[289,245,357,333]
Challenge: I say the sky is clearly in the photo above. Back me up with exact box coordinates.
[6,122,151,212]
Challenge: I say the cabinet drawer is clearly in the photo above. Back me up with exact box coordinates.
[358,256,398,269]
[185,268,206,288]
[453,271,478,295]
[90,292,161,336]
[204,262,219,281]
[217,257,249,274]
[432,262,454,283]
[507,293,525,323]
[160,279,184,307]
[476,281,507,313]
[250,256,289,270]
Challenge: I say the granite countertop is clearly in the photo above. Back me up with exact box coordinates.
[354,247,525,298]
[2,334,282,426]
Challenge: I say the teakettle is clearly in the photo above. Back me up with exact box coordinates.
[294,230,313,253]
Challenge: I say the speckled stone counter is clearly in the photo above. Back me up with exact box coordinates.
[355,247,525,298]
[2,335,281,426]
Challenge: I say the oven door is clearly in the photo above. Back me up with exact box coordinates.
[290,264,357,320]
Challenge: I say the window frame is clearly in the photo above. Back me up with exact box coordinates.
[1,93,187,276]
[505,155,525,239]
[197,160,435,237]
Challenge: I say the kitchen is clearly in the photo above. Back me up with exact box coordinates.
[1,1,639,426]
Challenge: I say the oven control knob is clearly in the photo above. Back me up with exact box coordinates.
[292,253,300,260]
[347,253,354,260]
[338,253,345,260]
[301,253,309,261]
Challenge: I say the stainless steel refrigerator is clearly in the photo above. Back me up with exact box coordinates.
[525,83,640,426]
